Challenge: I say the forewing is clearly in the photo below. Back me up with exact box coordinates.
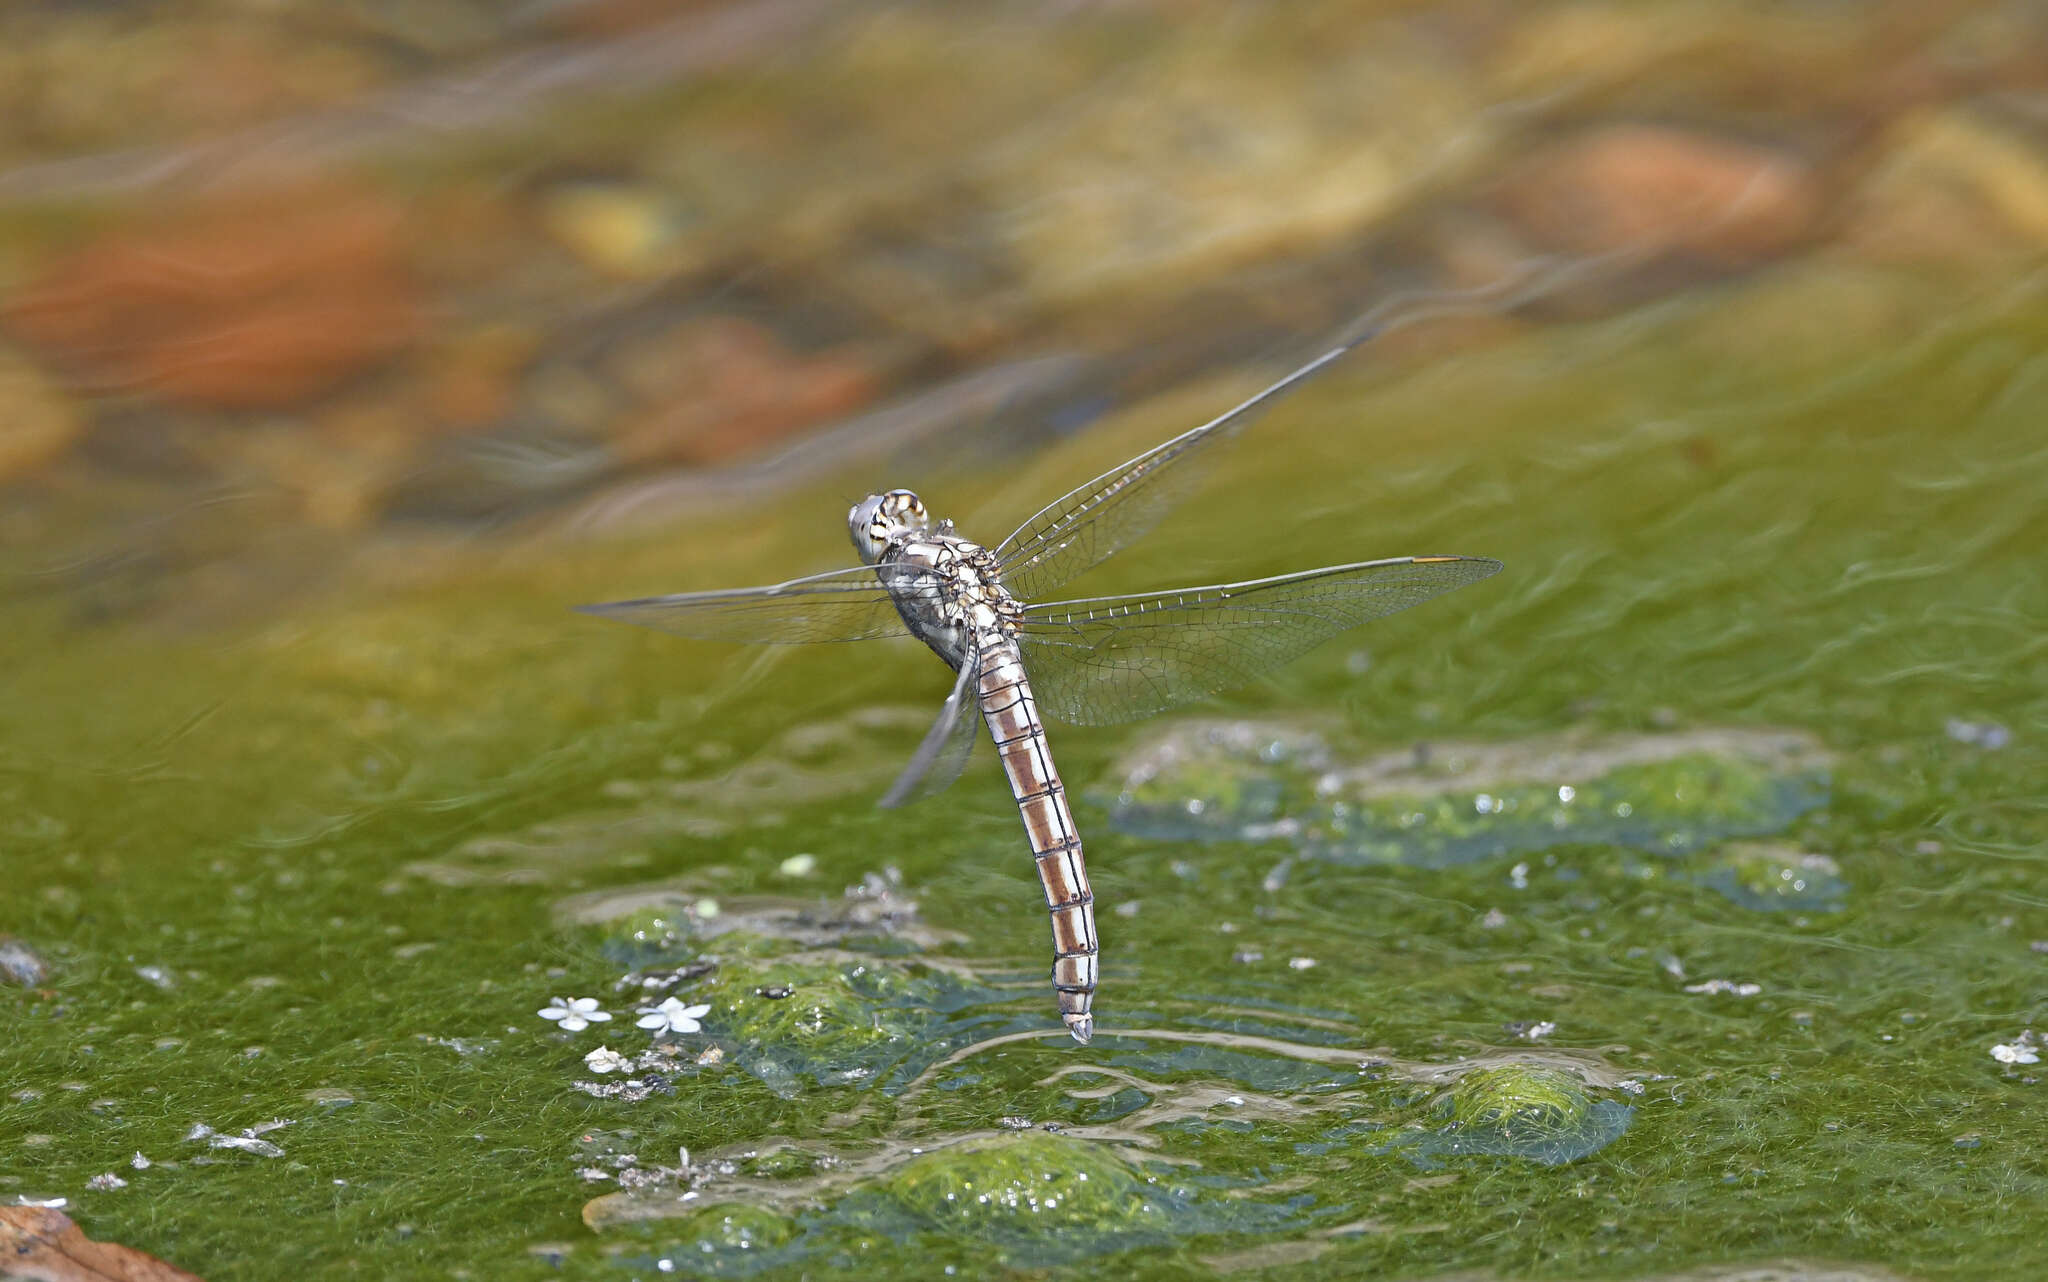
[876,647,981,809]
[576,564,934,645]
[1018,556,1502,725]
[993,341,1367,601]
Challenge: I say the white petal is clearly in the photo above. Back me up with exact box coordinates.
[560,1016,589,1032]
[569,997,601,1013]
[585,1009,612,1022]
[656,997,687,1016]
[681,1004,711,1020]
[674,1017,702,1034]
[637,1013,668,1030]
[539,1008,566,1021]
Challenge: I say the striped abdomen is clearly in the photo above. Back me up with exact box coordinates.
[973,635,1098,1042]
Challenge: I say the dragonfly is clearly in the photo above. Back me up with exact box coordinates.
[579,335,1502,1043]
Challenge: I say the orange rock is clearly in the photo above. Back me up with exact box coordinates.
[3,190,419,411]
[421,325,541,430]
[609,316,878,466]
[0,1203,207,1280]
[1497,124,1820,263]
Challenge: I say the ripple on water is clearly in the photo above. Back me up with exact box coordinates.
[582,1022,1643,1274]
[1099,722,1831,868]
[611,1133,1314,1277]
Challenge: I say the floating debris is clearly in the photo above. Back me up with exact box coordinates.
[184,1119,291,1158]
[1684,979,1763,997]
[779,853,818,878]
[0,936,48,986]
[1945,719,2010,750]
[421,1035,498,1057]
[539,996,612,1032]
[613,960,717,996]
[585,1046,631,1075]
[572,1074,675,1103]
[134,965,176,990]
[86,1173,127,1191]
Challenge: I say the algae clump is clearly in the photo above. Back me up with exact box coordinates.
[888,1134,1164,1237]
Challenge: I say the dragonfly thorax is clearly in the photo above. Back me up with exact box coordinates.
[881,530,1022,671]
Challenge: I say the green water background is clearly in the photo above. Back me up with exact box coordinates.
[6,262,2047,1278]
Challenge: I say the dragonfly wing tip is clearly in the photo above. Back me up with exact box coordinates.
[1064,1013,1094,1044]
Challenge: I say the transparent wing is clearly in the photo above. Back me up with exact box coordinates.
[1018,556,1502,725]
[993,338,1373,602]
[876,647,981,809]
[575,564,936,645]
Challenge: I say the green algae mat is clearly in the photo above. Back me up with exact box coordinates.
[4,269,2047,1280]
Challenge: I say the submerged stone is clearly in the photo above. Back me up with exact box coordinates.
[1101,723,1830,868]
[1447,1064,1591,1131]
[666,1202,798,1252]
[659,948,1009,1097]
[886,1134,1164,1238]
[1404,1064,1633,1167]
[1697,842,1847,912]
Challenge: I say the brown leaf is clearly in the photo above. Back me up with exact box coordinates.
[0,1206,206,1282]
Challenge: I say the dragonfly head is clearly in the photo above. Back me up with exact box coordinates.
[848,489,929,563]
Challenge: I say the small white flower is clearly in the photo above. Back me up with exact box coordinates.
[637,997,711,1036]
[1991,1040,2039,1066]
[1521,1020,1558,1041]
[584,1046,630,1074]
[538,996,612,1032]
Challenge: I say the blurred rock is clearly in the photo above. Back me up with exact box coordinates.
[421,323,542,430]
[249,412,414,531]
[0,344,81,479]
[3,189,419,411]
[1496,124,1820,263]
[1846,102,2048,262]
[608,316,878,466]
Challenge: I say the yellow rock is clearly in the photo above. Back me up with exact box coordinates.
[1850,105,2048,261]
[539,182,695,279]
